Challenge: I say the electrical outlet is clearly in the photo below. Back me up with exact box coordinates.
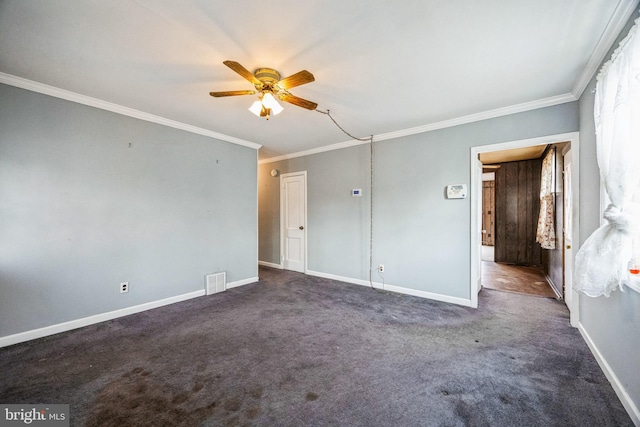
[378,264,384,273]
[120,282,129,293]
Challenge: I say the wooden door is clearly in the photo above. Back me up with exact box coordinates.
[494,159,542,265]
[482,180,495,246]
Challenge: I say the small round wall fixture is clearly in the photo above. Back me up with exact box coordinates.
[270,169,279,177]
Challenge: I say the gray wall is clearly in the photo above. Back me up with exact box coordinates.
[577,8,640,412]
[0,84,258,338]
[259,145,372,279]
[259,102,578,300]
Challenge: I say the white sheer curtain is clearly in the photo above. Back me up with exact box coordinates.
[574,18,640,297]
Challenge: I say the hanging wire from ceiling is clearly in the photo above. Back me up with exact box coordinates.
[315,109,379,290]
[315,109,371,143]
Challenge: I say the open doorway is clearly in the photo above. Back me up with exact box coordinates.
[470,132,580,326]
[480,143,559,298]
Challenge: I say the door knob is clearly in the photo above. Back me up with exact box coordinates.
[566,245,571,249]
[299,226,304,230]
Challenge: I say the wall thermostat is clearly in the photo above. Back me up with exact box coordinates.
[446,184,467,199]
[352,189,362,197]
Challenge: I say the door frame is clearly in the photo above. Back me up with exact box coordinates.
[562,146,576,321]
[280,171,308,273]
[469,132,580,326]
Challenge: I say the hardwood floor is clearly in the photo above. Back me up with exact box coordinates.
[481,260,558,298]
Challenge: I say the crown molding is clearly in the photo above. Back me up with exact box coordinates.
[259,92,576,164]
[374,93,577,142]
[258,138,371,164]
[572,0,639,98]
[0,73,262,150]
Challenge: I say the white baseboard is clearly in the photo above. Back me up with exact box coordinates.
[0,289,205,348]
[226,276,259,289]
[0,275,268,348]
[258,260,283,269]
[545,274,563,299]
[306,269,373,288]
[305,270,473,307]
[578,323,640,425]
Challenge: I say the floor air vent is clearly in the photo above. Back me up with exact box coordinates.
[206,272,226,295]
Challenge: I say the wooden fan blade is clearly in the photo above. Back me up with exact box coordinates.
[209,90,256,97]
[277,70,315,90]
[223,60,261,85]
[279,93,318,110]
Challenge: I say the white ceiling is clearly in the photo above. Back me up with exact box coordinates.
[0,1,637,160]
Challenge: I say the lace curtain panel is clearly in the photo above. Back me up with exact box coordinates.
[536,150,556,249]
[574,18,640,297]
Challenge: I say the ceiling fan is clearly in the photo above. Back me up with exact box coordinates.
[210,60,318,120]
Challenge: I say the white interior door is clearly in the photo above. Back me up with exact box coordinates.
[281,172,306,272]
[563,149,574,313]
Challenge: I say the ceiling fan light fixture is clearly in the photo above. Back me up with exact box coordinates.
[211,60,317,118]
[269,102,283,115]
[262,92,283,115]
[249,92,283,119]
[249,100,263,116]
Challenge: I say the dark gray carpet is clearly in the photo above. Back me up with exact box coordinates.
[0,267,632,426]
